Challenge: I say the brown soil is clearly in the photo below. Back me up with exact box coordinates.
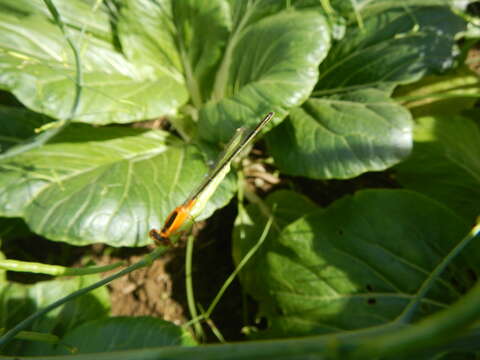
[102,250,187,325]
[93,201,245,342]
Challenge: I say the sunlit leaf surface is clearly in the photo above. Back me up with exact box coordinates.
[119,0,230,107]
[266,4,465,180]
[267,89,412,179]
[0,2,188,124]
[198,8,330,142]
[0,122,236,247]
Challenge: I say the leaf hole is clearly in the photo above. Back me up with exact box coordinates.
[365,284,373,292]
[367,298,376,305]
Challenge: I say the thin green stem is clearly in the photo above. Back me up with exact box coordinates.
[350,0,364,31]
[396,92,480,104]
[10,331,59,344]
[0,328,59,345]
[3,230,480,359]
[182,313,206,329]
[197,304,225,343]
[319,0,334,14]
[243,184,281,233]
[206,320,226,343]
[0,247,166,349]
[398,222,480,324]
[0,0,82,161]
[241,288,249,329]
[179,47,203,108]
[0,259,124,276]
[211,2,255,101]
[359,279,480,359]
[185,234,204,340]
[46,0,83,122]
[237,169,245,204]
[204,211,274,318]
[5,287,480,360]
[236,171,250,329]
[9,306,479,360]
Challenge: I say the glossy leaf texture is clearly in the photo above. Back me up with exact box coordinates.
[233,189,476,338]
[0,111,236,247]
[266,3,465,180]
[315,5,466,94]
[0,274,110,356]
[0,0,113,40]
[45,317,195,355]
[118,0,230,108]
[1,0,332,140]
[267,89,413,179]
[0,0,188,124]
[198,7,331,143]
[395,115,480,224]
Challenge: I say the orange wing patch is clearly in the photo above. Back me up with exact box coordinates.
[149,199,198,246]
